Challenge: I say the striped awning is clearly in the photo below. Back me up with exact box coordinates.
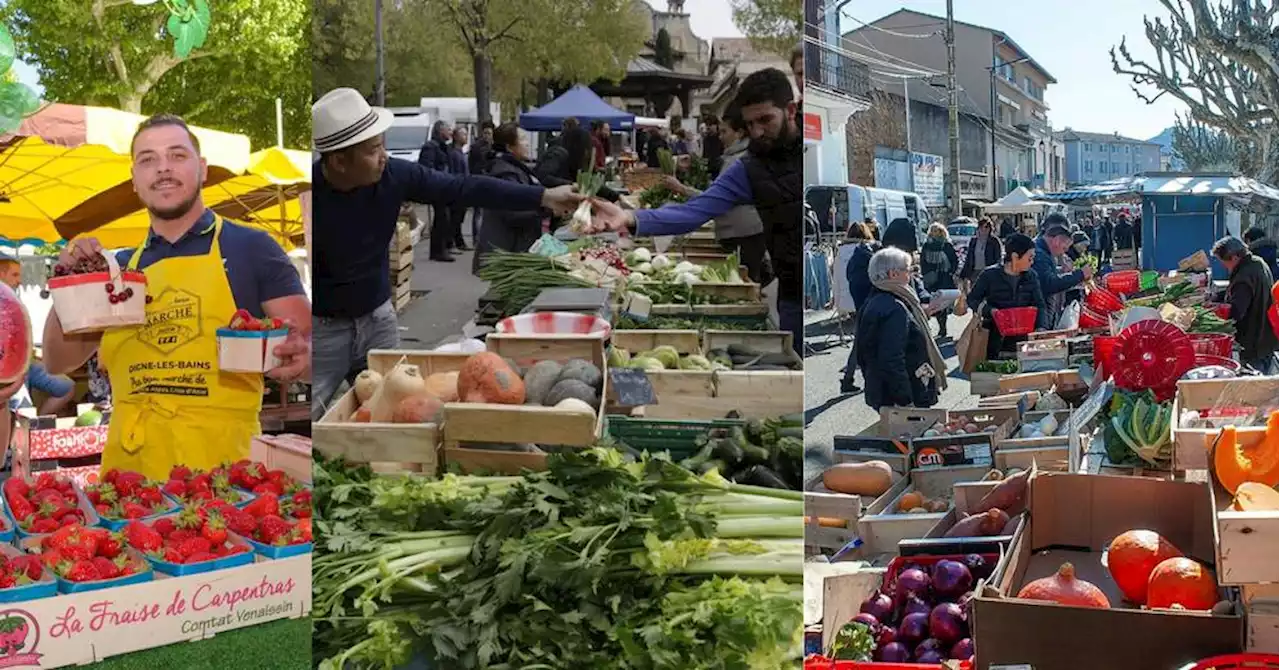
[1037,176,1144,203]
[1040,174,1279,210]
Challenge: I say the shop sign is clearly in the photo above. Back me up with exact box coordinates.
[910,152,944,207]
[803,113,823,141]
[0,556,310,668]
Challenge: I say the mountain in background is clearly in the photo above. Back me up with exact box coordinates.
[1146,126,1185,169]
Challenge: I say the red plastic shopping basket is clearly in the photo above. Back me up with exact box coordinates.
[1079,306,1110,329]
[1191,354,1241,373]
[1092,335,1118,379]
[1084,286,1125,314]
[1203,302,1233,320]
[1183,653,1280,670]
[1103,270,1141,295]
[1188,333,1234,357]
[992,307,1037,336]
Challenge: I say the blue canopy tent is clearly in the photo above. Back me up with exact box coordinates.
[1039,173,1279,279]
[517,85,635,132]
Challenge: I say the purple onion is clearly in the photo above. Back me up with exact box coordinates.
[914,638,944,658]
[928,602,968,644]
[895,567,931,600]
[876,625,897,648]
[915,650,945,664]
[859,592,894,622]
[901,594,931,619]
[964,553,992,580]
[932,560,974,599]
[852,613,881,630]
[897,612,930,645]
[875,642,911,662]
[951,637,975,661]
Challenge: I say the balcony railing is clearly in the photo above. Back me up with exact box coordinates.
[804,41,871,101]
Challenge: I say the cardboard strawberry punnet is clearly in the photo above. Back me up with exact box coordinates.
[216,308,288,373]
[47,249,146,334]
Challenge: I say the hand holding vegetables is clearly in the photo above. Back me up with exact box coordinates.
[540,184,584,216]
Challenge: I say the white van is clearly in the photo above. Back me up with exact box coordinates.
[804,184,932,242]
[385,108,432,163]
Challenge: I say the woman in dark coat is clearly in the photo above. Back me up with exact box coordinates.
[534,126,620,219]
[959,217,1002,284]
[841,223,880,394]
[473,123,550,273]
[965,233,1047,360]
[919,222,960,339]
[856,246,948,410]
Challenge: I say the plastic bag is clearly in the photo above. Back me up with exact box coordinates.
[433,338,487,354]
[530,233,569,257]
[1056,300,1080,331]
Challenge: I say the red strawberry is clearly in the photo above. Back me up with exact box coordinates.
[200,514,227,546]
[10,556,42,581]
[168,529,197,543]
[34,473,59,491]
[177,537,212,559]
[161,547,184,563]
[244,493,279,519]
[102,469,121,485]
[290,490,312,518]
[115,556,139,576]
[114,472,144,497]
[137,487,164,507]
[169,465,193,482]
[95,504,111,516]
[97,532,124,559]
[224,509,257,536]
[7,494,33,521]
[295,518,312,543]
[255,515,291,545]
[252,482,284,497]
[121,502,150,519]
[92,557,120,579]
[30,518,60,534]
[0,574,16,589]
[39,550,64,569]
[162,480,186,498]
[229,308,254,330]
[152,517,177,538]
[123,521,162,552]
[189,473,213,495]
[3,478,29,501]
[62,560,101,583]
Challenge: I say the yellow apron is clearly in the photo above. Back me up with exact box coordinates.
[100,215,263,480]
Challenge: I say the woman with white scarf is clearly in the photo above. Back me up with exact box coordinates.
[856,247,948,411]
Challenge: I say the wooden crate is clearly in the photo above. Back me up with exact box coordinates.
[1017,339,1068,362]
[856,465,991,555]
[978,390,1041,410]
[389,247,414,272]
[1208,476,1278,586]
[970,371,1003,396]
[611,329,714,398]
[394,277,412,311]
[689,281,761,302]
[1172,377,1278,470]
[313,350,472,474]
[1111,248,1137,270]
[804,486,863,551]
[393,221,413,252]
[649,302,770,317]
[998,370,1058,394]
[702,330,800,366]
[443,336,608,467]
[1245,584,1279,653]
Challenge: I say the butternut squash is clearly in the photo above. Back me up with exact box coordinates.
[368,363,427,422]
[424,371,460,402]
[804,516,849,528]
[822,461,893,496]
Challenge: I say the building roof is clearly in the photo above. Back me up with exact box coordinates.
[625,57,714,83]
[1056,129,1162,146]
[854,9,1057,84]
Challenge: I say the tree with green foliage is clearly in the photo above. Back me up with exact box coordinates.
[3,0,310,149]
[654,27,676,68]
[731,0,800,58]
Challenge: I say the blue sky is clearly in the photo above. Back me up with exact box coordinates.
[838,0,1191,140]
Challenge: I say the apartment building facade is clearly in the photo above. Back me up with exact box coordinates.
[804,0,874,186]
[1059,129,1163,186]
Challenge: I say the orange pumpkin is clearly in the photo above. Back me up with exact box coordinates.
[1016,563,1111,608]
[456,352,526,404]
[1106,530,1183,604]
[1213,424,1280,494]
[1146,557,1218,610]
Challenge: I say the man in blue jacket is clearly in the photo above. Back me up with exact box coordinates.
[1032,216,1094,330]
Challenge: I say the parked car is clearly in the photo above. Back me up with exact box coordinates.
[947,217,977,266]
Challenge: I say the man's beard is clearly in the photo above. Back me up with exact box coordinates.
[146,191,201,221]
[748,123,796,158]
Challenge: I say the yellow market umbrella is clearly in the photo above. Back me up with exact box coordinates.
[0,138,134,244]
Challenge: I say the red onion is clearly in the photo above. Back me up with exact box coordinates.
[859,592,894,622]
[931,559,974,599]
[895,567,931,600]
[928,602,968,644]
[875,642,910,662]
[901,594,931,620]
[915,649,945,664]
[876,625,897,648]
[951,637,975,660]
[897,612,929,645]
[852,613,880,630]
[914,638,944,659]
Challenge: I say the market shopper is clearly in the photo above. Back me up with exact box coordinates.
[966,233,1049,360]
[586,68,804,354]
[448,127,472,251]
[310,88,582,418]
[474,123,556,273]
[1243,226,1278,282]
[468,122,495,249]
[1031,218,1093,330]
[840,223,880,394]
[919,223,960,340]
[1211,236,1278,374]
[41,114,312,480]
[856,247,946,411]
[958,217,1002,287]
[1112,213,1134,252]
[536,126,621,205]
[419,120,456,262]
[701,115,724,176]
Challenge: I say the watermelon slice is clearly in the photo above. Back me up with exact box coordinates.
[0,283,32,385]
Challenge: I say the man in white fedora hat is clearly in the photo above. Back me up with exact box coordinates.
[310,87,583,418]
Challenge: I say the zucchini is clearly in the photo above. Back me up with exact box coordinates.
[733,465,791,489]
[681,442,716,470]
[778,413,803,427]
[744,418,764,442]
[710,438,745,467]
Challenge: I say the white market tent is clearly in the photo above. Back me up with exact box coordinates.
[981,186,1056,214]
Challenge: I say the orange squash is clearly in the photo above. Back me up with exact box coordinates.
[1146,557,1218,610]
[456,352,526,404]
[898,492,924,512]
[1105,530,1184,604]
[1214,423,1280,494]
[1233,482,1280,511]
[1016,563,1111,608]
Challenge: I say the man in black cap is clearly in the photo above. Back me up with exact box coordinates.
[1032,214,1094,329]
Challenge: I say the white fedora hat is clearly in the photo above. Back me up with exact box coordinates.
[313,88,393,153]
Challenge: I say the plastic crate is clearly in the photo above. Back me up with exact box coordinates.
[1080,306,1110,329]
[1205,302,1233,320]
[991,307,1037,336]
[606,416,743,459]
[1104,270,1141,295]
[1084,287,1125,314]
[1139,270,1160,291]
[1182,653,1280,670]
[1093,335,1119,379]
[1188,333,1233,357]
[1191,355,1240,373]
[242,535,312,559]
[81,489,182,531]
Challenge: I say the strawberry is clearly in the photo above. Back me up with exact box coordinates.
[9,556,42,581]
[95,504,111,516]
[294,518,312,543]
[123,521,162,552]
[40,550,64,569]
[169,465,192,482]
[168,529,197,543]
[114,556,139,576]
[253,482,284,497]
[224,508,257,536]
[0,574,16,589]
[114,472,144,498]
[161,547,184,563]
[34,473,59,491]
[8,496,33,522]
[188,474,213,496]
[92,557,120,579]
[97,532,124,559]
[3,478,29,501]
[29,518,59,534]
[229,308,254,330]
[200,514,227,546]
[152,517,177,538]
[290,490,312,518]
[62,560,101,583]
[177,537,212,559]
[176,508,203,530]
[255,515,291,545]
[137,487,164,507]
[162,480,186,498]
[120,502,150,519]
[49,525,97,561]
[244,493,279,519]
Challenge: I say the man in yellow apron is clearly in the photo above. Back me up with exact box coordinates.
[42,114,312,481]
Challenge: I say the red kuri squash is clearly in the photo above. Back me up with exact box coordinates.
[1146,557,1218,610]
[457,353,525,404]
[1016,563,1111,608]
[1106,530,1183,604]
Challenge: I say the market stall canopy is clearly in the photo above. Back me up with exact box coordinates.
[1036,176,1149,205]
[518,85,636,132]
[981,186,1057,213]
[75,147,312,250]
[0,103,252,245]
[1040,173,1279,212]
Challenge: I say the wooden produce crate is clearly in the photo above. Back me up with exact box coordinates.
[856,465,991,555]
[1245,584,1279,653]
[688,281,761,302]
[390,246,414,272]
[1111,248,1137,270]
[1207,476,1278,586]
[978,390,1041,411]
[1172,376,1278,470]
[970,371,1004,396]
[804,483,863,552]
[909,407,1018,470]
[649,302,770,318]
[444,335,608,473]
[998,370,1058,395]
[622,168,663,192]
[249,434,312,483]
[830,411,934,476]
[705,330,802,403]
[314,350,471,474]
[394,276,412,312]
[996,409,1072,471]
[611,329,713,398]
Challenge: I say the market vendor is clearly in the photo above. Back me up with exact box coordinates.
[586,68,803,353]
[966,233,1048,361]
[41,114,313,481]
[310,88,583,419]
[1211,236,1278,374]
[1031,217,1093,330]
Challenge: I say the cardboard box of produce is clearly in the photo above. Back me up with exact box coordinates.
[909,408,1017,469]
[905,476,1027,556]
[1172,376,1277,470]
[972,474,1244,670]
[856,465,991,556]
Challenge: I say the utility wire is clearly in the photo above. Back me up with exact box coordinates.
[804,20,944,76]
[803,33,939,77]
[843,13,940,39]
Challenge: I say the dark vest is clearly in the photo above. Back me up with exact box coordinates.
[742,137,803,302]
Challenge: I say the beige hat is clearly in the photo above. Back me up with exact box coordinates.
[312,87,393,153]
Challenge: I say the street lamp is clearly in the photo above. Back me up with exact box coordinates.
[986,42,1031,201]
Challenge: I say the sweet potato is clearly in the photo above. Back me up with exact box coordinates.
[944,508,1011,538]
[973,462,1036,514]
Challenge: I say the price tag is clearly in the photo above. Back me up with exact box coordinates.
[608,368,657,407]
[621,291,652,320]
